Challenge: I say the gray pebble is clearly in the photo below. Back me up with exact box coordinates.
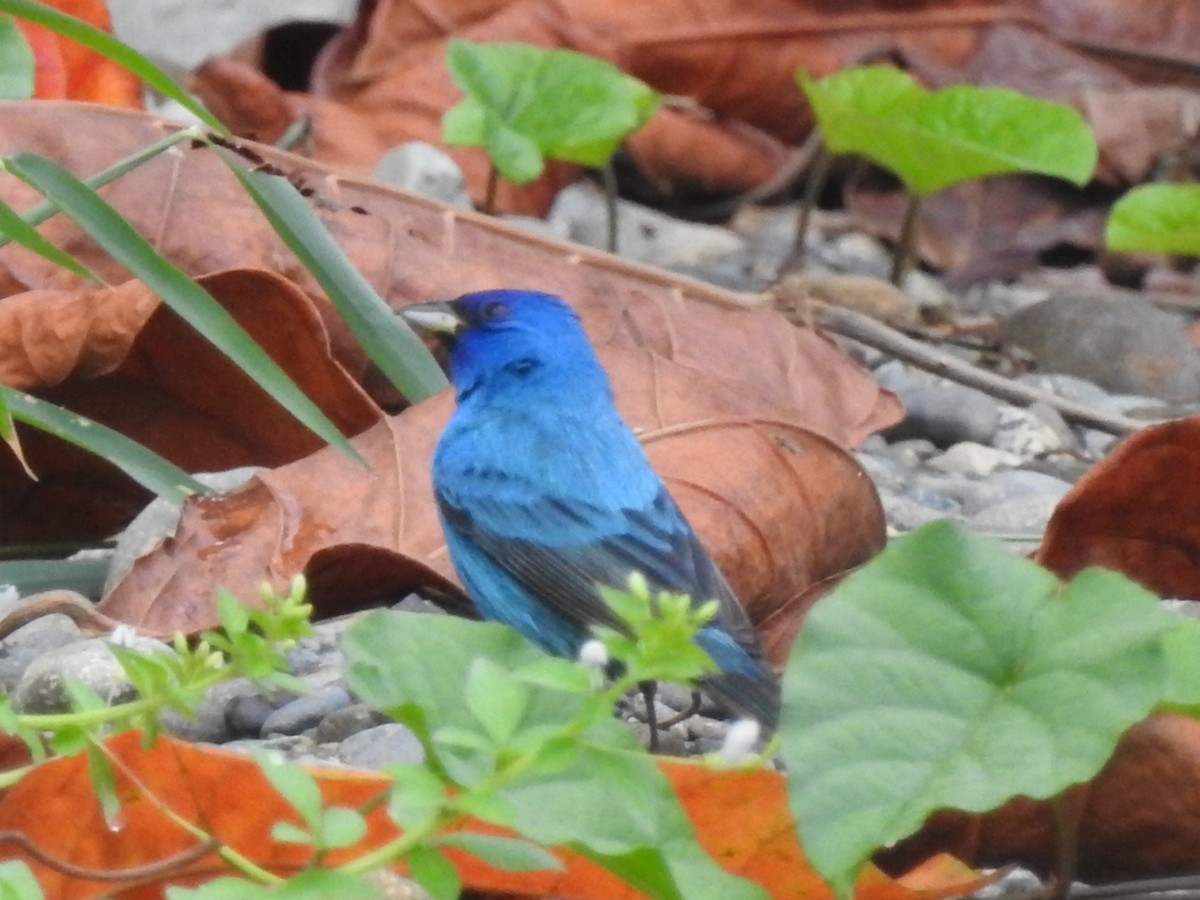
[11,634,170,714]
[0,613,83,693]
[926,442,1020,477]
[371,142,472,208]
[966,494,1064,534]
[226,691,287,739]
[336,722,426,769]
[315,703,389,744]
[262,684,354,737]
[162,677,267,744]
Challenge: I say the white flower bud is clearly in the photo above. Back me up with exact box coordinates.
[577,639,609,670]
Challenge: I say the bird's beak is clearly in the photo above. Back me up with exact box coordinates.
[400,300,463,337]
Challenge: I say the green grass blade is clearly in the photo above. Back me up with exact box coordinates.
[0,0,224,130]
[0,13,34,99]
[0,128,198,251]
[3,387,206,502]
[0,556,109,598]
[229,164,448,403]
[3,152,365,464]
[0,193,103,281]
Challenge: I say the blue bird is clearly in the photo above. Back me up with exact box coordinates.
[402,290,780,733]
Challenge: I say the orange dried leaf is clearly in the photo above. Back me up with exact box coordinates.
[1036,416,1200,599]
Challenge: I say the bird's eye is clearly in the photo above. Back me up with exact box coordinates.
[481,300,510,321]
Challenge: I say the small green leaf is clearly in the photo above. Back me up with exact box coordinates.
[255,752,323,830]
[782,519,1173,898]
[270,820,314,846]
[436,831,562,873]
[1106,182,1200,256]
[443,40,658,182]
[318,805,368,849]
[798,65,1097,196]
[0,15,33,99]
[85,742,122,828]
[405,846,461,900]
[226,166,447,404]
[385,762,448,830]
[465,656,529,743]
[1161,615,1200,712]
[0,860,43,900]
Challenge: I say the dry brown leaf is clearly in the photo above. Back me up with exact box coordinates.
[0,268,380,542]
[1035,416,1200,600]
[100,343,885,642]
[0,729,991,899]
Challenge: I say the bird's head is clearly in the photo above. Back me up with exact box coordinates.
[401,290,609,403]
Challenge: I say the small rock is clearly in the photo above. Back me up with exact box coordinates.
[992,403,1075,458]
[11,634,170,714]
[874,363,1002,447]
[315,703,389,744]
[163,677,267,744]
[370,142,472,208]
[966,494,1064,534]
[337,722,426,769]
[262,684,354,737]
[926,442,1020,477]
[950,469,1073,517]
[226,691,289,739]
[876,490,959,531]
[548,182,748,272]
[0,612,84,693]
[1003,293,1200,402]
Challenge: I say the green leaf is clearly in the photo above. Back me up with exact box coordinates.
[318,805,368,849]
[0,16,33,99]
[436,831,562,872]
[255,752,323,830]
[343,611,763,899]
[0,192,102,281]
[270,821,313,846]
[443,40,658,181]
[0,861,42,900]
[404,846,461,900]
[1161,614,1200,712]
[0,0,224,130]
[798,65,1097,196]
[85,742,122,828]
[1,388,206,503]
[225,165,447,404]
[1106,182,1200,256]
[385,762,448,831]
[0,557,108,600]
[169,871,382,899]
[1,153,362,463]
[782,519,1173,898]
[465,656,530,744]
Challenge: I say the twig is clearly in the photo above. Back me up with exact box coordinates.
[0,829,217,882]
[793,300,1151,437]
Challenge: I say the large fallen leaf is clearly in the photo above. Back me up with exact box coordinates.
[0,730,990,899]
[1036,416,1200,601]
[0,268,381,542]
[99,343,886,649]
[0,101,899,547]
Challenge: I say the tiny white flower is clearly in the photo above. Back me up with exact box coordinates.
[717,718,762,765]
[108,624,139,648]
[577,639,609,670]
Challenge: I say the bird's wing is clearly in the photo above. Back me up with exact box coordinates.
[435,472,759,653]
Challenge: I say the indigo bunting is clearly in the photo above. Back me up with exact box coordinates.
[403,290,780,731]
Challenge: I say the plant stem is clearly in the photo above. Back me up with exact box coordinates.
[1045,792,1080,900]
[600,161,619,254]
[782,140,831,276]
[889,193,922,286]
[483,164,499,215]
